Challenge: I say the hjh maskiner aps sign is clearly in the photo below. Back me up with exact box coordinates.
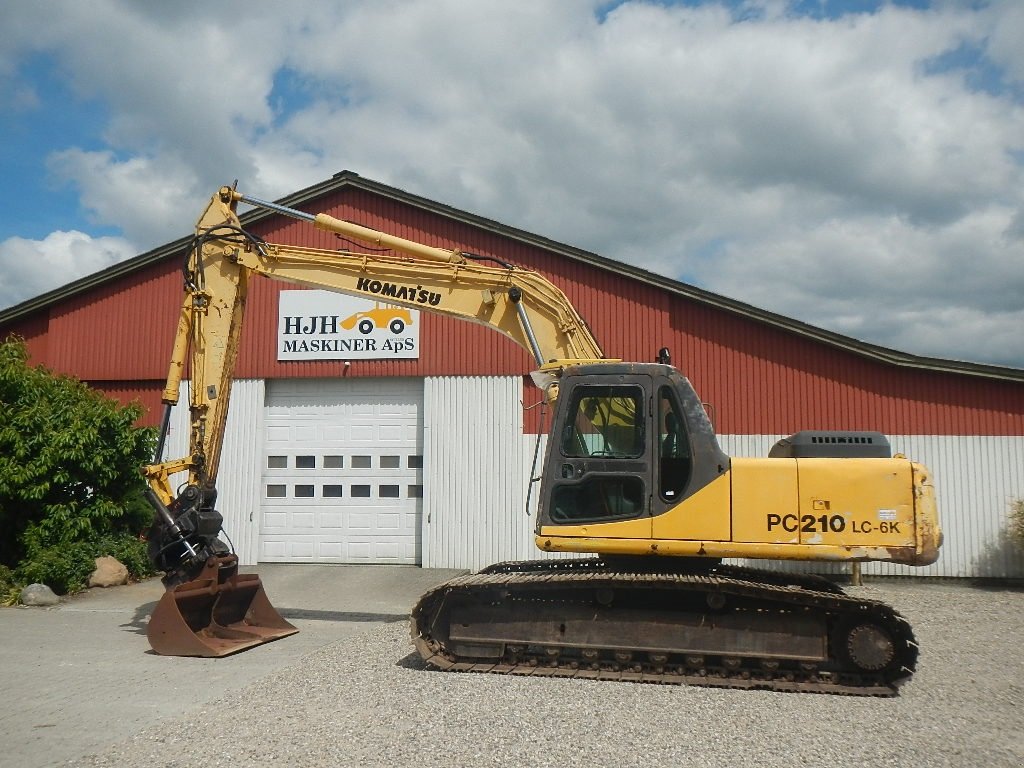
[277,290,420,361]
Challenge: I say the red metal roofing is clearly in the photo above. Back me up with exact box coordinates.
[4,184,1023,435]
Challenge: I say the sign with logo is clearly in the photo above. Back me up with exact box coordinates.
[278,290,420,361]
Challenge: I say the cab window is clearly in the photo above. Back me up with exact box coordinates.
[658,386,691,500]
[551,476,645,523]
[560,386,644,459]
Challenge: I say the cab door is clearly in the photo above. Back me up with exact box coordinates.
[537,373,653,538]
[649,373,732,542]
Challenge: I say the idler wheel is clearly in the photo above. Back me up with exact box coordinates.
[846,624,895,671]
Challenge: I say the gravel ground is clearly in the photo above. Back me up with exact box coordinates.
[73,581,1022,768]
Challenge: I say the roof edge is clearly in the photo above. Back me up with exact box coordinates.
[0,234,193,322]
[2,172,1022,384]
[286,174,1024,384]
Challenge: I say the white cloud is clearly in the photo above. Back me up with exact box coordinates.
[0,231,137,308]
[982,0,1024,85]
[46,149,200,247]
[2,0,1023,367]
[698,205,1024,365]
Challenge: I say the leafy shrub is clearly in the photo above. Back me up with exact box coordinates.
[1011,498,1024,552]
[0,564,19,606]
[13,534,156,595]
[15,543,96,595]
[0,336,157,592]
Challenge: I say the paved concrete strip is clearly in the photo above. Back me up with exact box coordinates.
[0,564,463,768]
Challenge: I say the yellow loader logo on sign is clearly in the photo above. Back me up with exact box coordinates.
[341,304,414,335]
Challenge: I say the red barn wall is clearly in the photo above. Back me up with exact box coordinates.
[3,184,1022,435]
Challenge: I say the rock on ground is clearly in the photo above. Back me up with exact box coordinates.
[89,556,129,588]
[19,583,59,606]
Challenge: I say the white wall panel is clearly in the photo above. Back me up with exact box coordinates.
[158,379,264,566]
[422,407,1024,577]
[888,435,1024,578]
[422,376,568,570]
[218,379,265,565]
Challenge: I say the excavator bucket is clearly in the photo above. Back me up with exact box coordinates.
[146,556,298,657]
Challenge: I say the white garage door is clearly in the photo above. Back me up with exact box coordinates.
[260,378,424,563]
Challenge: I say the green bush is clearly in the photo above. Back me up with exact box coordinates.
[0,564,19,606]
[13,534,156,595]
[15,543,96,595]
[1011,498,1024,551]
[0,337,157,593]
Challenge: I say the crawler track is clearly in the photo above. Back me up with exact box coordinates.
[410,559,917,696]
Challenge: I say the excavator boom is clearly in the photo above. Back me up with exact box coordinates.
[142,186,606,656]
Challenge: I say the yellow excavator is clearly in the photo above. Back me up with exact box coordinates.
[143,185,941,695]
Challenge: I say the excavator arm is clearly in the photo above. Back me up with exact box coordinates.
[141,187,606,655]
[148,187,602,499]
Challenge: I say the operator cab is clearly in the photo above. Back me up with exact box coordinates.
[536,361,730,529]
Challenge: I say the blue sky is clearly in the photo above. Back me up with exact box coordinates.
[0,54,108,240]
[1,0,1022,366]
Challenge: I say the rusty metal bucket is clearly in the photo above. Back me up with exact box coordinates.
[147,555,298,657]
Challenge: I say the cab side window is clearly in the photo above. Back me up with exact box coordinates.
[658,387,691,501]
[561,386,644,459]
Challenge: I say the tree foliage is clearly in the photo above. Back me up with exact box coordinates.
[0,337,156,591]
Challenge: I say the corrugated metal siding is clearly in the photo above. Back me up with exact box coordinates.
[889,435,1024,578]
[422,375,524,569]
[85,380,165,426]
[661,307,1024,437]
[44,260,185,380]
[2,313,49,362]
[421,411,1024,576]
[422,375,569,569]
[163,380,190,467]
[217,379,265,565]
